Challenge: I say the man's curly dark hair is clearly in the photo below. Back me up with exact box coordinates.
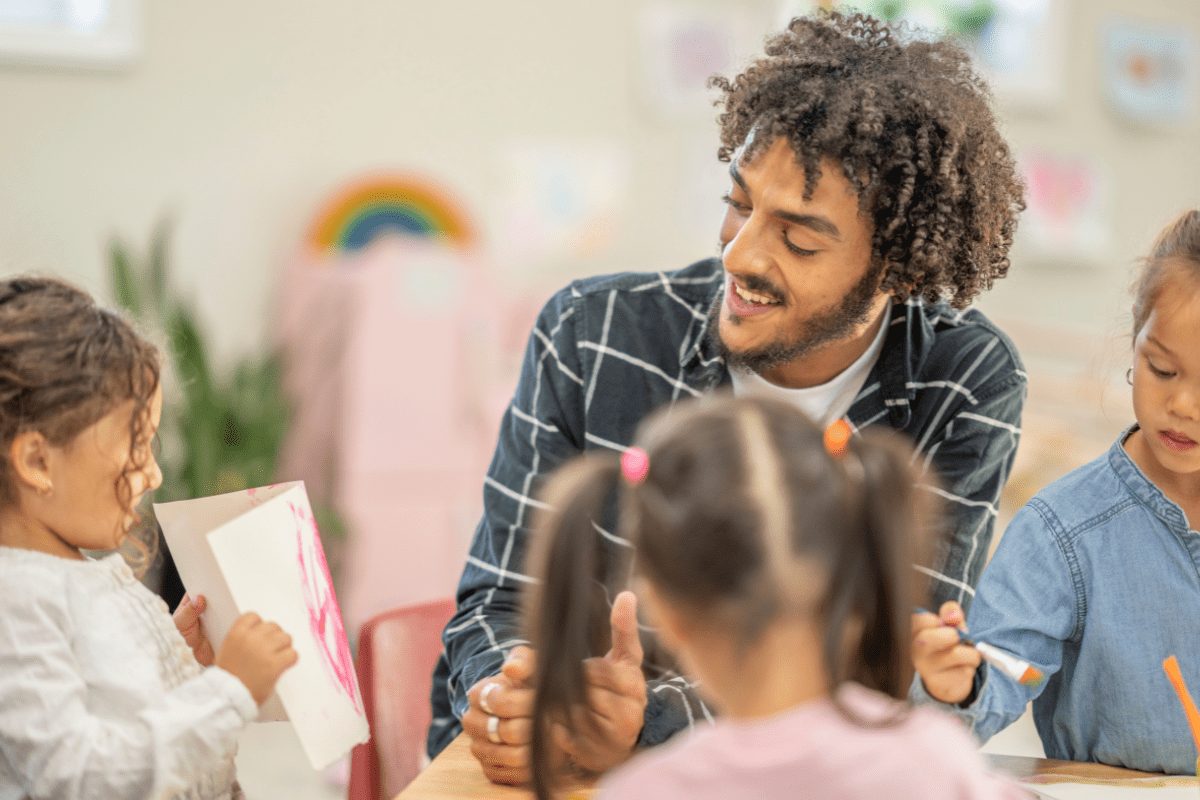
[710,12,1025,309]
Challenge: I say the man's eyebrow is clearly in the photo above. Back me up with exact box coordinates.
[728,161,842,241]
[729,160,749,193]
[775,209,841,240]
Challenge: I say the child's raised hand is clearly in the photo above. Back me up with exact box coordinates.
[912,601,981,705]
[172,593,215,667]
[214,612,298,706]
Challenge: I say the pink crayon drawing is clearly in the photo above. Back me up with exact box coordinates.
[246,484,283,508]
[291,501,363,713]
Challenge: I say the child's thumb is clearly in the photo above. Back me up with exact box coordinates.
[606,591,643,667]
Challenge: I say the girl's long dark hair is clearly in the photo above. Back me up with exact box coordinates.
[522,396,936,799]
[523,456,622,800]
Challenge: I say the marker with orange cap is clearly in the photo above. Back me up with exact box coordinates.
[914,607,1046,689]
[1162,655,1200,777]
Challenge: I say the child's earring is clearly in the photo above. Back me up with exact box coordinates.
[1127,367,1134,386]
[32,476,53,495]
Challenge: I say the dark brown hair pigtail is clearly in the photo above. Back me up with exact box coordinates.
[823,430,931,709]
[523,454,623,800]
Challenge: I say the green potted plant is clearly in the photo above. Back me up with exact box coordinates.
[108,223,345,599]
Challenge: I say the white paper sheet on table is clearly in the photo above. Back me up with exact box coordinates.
[156,481,369,770]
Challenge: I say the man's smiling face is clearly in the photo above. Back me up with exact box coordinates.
[707,137,888,388]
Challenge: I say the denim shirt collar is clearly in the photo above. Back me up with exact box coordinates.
[1108,425,1195,535]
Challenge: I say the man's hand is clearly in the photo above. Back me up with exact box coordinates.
[912,601,981,705]
[463,647,536,785]
[552,590,647,774]
[173,593,215,667]
[464,591,648,785]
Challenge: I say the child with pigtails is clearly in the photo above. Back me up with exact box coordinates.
[517,395,1025,800]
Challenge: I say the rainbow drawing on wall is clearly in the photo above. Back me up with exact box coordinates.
[307,176,474,253]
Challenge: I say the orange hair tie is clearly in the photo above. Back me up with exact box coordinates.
[824,419,853,458]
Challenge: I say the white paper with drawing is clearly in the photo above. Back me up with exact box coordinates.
[155,482,368,770]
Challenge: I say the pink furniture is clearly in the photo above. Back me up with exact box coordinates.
[275,241,541,633]
[348,597,458,800]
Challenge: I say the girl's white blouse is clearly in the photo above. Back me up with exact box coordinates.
[0,547,258,800]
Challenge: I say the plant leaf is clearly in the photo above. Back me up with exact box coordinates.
[167,305,214,407]
[108,239,142,314]
[148,220,170,310]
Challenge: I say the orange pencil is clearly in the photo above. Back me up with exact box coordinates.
[1162,655,1200,776]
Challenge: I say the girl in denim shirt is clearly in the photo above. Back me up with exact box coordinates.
[912,210,1200,774]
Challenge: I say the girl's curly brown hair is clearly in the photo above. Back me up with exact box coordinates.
[0,275,162,572]
[711,12,1025,308]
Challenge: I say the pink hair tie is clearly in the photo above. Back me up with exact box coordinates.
[621,447,650,485]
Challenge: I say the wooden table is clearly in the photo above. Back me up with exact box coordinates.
[985,754,1200,789]
[395,735,595,799]
[395,734,1200,799]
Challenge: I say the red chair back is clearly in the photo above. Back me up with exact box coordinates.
[348,597,457,800]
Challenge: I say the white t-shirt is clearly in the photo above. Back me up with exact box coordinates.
[729,305,890,425]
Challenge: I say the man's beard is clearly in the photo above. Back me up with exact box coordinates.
[706,260,887,375]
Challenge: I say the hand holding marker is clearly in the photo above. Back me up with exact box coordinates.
[915,607,1045,689]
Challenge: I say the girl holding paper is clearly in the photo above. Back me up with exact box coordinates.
[0,276,297,800]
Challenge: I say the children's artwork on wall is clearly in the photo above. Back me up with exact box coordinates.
[778,0,1066,108]
[1103,17,1198,127]
[637,4,761,118]
[1015,149,1110,267]
[307,176,475,255]
[496,141,629,268]
[155,482,369,770]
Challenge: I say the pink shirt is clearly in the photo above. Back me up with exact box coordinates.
[599,684,1026,800]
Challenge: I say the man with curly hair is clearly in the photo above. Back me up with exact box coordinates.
[429,12,1026,782]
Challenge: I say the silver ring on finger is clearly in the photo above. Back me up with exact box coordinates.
[480,681,501,715]
[487,714,503,745]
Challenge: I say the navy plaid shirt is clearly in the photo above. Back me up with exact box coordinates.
[428,257,1026,756]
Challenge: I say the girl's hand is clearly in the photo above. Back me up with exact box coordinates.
[173,594,215,667]
[912,601,981,705]
[214,612,299,705]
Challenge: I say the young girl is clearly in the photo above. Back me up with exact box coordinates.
[913,209,1200,773]
[522,395,1024,799]
[0,276,297,799]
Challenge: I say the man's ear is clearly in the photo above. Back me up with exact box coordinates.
[10,431,54,496]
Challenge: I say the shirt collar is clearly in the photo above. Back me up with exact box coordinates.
[1109,425,1194,534]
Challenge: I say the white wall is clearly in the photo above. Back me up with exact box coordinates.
[3,0,1197,367]
[0,0,766,366]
